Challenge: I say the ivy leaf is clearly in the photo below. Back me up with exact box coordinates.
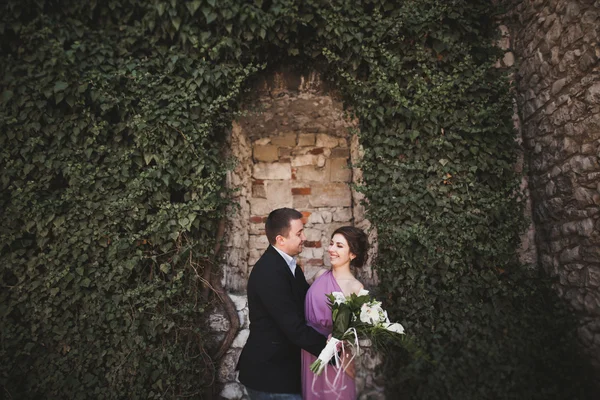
[186,0,201,15]
[171,16,181,31]
[1,90,13,103]
[53,81,68,93]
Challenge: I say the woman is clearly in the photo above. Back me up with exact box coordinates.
[301,226,369,400]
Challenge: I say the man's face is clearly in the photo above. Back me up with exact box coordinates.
[277,218,306,256]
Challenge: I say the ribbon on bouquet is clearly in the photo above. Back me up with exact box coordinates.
[310,327,361,399]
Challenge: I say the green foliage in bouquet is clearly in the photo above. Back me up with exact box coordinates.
[1,0,595,399]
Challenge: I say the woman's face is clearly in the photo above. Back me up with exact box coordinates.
[328,233,355,268]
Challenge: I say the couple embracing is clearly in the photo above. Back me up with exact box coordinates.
[237,207,369,400]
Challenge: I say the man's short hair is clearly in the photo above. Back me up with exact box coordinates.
[265,208,303,245]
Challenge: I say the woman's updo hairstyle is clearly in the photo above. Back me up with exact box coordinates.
[331,226,369,268]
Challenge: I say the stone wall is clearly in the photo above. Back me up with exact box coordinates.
[216,70,381,398]
[507,0,600,370]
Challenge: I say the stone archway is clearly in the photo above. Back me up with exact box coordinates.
[216,69,379,399]
[223,69,377,292]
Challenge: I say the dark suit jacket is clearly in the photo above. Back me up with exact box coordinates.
[237,245,327,393]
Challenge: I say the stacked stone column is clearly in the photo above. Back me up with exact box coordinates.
[508,0,600,370]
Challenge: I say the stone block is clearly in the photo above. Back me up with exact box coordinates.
[330,158,352,182]
[209,313,230,332]
[317,154,326,167]
[228,293,248,311]
[333,207,353,222]
[321,211,333,223]
[265,180,293,207]
[249,234,269,250]
[252,182,266,198]
[331,147,351,158]
[254,144,279,162]
[253,162,291,180]
[293,195,310,208]
[295,164,330,181]
[298,133,316,146]
[316,134,340,148]
[218,351,242,383]
[232,329,250,348]
[304,228,323,241]
[271,133,297,146]
[312,247,325,259]
[250,198,271,215]
[220,382,244,399]
[308,212,324,224]
[292,154,319,167]
[310,183,352,207]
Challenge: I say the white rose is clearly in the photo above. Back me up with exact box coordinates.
[360,303,381,324]
[357,289,370,296]
[331,291,347,305]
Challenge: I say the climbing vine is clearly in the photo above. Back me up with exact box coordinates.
[1,0,592,399]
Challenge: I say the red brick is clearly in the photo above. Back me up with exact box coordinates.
[250,216,265,224]
[300,211,311,224]
[306,258,324,266]
[304,241,322,248]
[252,179,264,185]
[309,147,325,155]
[291,187,311,195]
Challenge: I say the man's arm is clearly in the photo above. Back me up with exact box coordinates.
[252,264,326,356]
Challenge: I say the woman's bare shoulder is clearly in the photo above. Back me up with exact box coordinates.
[350,279,364,294]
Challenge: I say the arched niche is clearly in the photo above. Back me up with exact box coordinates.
[222,68,378,293]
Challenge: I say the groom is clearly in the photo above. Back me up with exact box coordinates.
[237,207,327,399]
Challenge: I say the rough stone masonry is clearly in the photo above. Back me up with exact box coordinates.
[506,0,600,372]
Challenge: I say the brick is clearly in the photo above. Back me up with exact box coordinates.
[310,147,325,155]
[306,258,325,266]
[298,133,316,146]
[301,211,312,224]
[253,162,291,180]
[253,144,279,162]
[292,187,311,195]
[271,133,297,146]
[250,216,265,224]
[304,241,322,248]
[279,148,292,157]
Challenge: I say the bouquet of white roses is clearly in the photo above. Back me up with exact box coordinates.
[309,289,406,375]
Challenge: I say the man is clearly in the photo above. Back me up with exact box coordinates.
[237,207,327,399]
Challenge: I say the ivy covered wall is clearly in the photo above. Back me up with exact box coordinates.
[0,0,595,399]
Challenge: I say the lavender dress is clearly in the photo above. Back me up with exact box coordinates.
[301,270,356,400]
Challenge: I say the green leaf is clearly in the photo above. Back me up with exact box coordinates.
[1,90,14,103]
[186,0,201,15]
[53,81,68,93]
